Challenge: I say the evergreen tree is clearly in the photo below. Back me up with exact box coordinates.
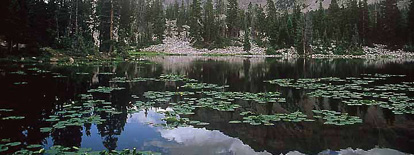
[173,0,180,19]
[226,0,239,38]
[152,0,166,42]
[327,0,340,41]
[266,0,279,48]
[407,0,414,44]
[243,14,251,51]
[203,0,215,44]
[379,0,401,46]
[177,0,187,37]
[314,1,326,43]
[97,0,117,52]
[119,0,133,47]
[293,5,304,54]
[255,5,266,38]
[189,0,202,43]
[358,0,369,45]
[215,0,227,40]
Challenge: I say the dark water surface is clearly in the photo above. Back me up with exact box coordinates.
[0,56,413,155]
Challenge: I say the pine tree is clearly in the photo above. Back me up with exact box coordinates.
[243,14,251,51]
[177,0,187,37]
[358,0,369,45]
[203,0,215,44]
[314,1,326,43]
[173,0,180,19]
[293,5,304,54]
[215,0,226,41]
[407,0,414,44]
[266,0,279,48]
[152,0,166,42]
[189,0,202,43]
[255,5,266,37]
[247,3,253,29]
[327,0,340,41]
[379,0,401,46]
[119,0,132,47]
[226,0,239,38]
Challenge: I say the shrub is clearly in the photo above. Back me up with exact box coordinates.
[266,47,279,55]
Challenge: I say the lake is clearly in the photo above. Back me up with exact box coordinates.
[0,56,413,155]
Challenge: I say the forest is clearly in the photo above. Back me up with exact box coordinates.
[1,0,413,56]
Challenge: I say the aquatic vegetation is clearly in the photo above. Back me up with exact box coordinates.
[229,120,242,124]
[87,86,125,93]
[98,72,116,75]
[27,67,40,71]
[181,82,228,90]
[39,99,123,133]
[312,110,362,125]
[202,91,284,104]
[161,116,191,128]
[267,74,414,116]
[143,91,175,101]
[2,59,413,155]
[52,74,67,78]
[79,94,93,100]
[76,72,90,75]
[342,99,386,106]
[361,73,406,78]
[13,82,28,85]
[241,92,283,103]
[158,74,198,82]
[44,145,160,155]
[110,77,158,83]
[1,116,25,120]
[240,111,312,125]
[9,71,26,75]
[0,109,13,112]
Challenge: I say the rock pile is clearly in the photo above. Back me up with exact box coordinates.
[311,44,414,58]
[141,20,267,55]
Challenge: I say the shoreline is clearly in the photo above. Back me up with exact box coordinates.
[139,37,414,59]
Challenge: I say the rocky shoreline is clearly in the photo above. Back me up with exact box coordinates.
[142,37,414,59]
[142,36,267,56]
[141,20,413,59]
[310,44,414,59]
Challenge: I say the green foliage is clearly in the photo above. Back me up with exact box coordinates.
[265,47,279,55]
[226,0,239,38]
[189,0,202,43]
[243,26,251,51]
[1,0,412,56]
[404,43,414,52]
[408,0,414,44]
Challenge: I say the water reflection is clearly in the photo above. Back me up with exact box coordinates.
[155,127,271,155]
[0,56,413,154]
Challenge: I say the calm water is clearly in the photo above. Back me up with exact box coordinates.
[0,56,413,155]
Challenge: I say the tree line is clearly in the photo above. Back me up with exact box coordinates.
[0,0,165,55]
[1,0,414,56]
